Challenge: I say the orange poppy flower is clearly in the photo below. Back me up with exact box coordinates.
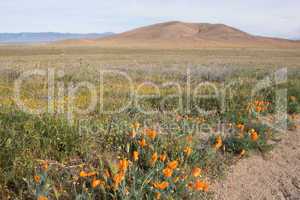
[131,122,140,129]
[236,124,245,131]
[80,171,88,177]
[41,160,48,171]
[155,192,161,199]
[162,167,173,177]
[87,172,97,177]
[92,179,104,188]
[186,135,193,143]
[118,159,129,172]
[133,151,139,161]
[167,161,178,170]
[193,180,209,192]
[213,136,222,149]
[183,146,192,156]
[255,106,262,112]
[139,139,147,148]
[113,172,125,187]
[192,167,202,177]
[34,175,41,184]
[251,131,259,141]
[187,182,193,190]
[80,171,97,177]
[38,196,48,200]
[146,129,157,140]
[129,130,137,138]
[150,152,158,166]
[159,154,167,162]
[153,181,169,190]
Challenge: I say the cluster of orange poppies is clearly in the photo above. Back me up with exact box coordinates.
[130,124,209,195]
[153,160,209,193]
[236,123,259,141]
[212,124,260,158]
[79,158,129,190]
[33,161,49,200]
[37,123,211,199]
[248,100,270,113]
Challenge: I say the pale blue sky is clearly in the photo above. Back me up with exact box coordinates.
[1,0,299,39]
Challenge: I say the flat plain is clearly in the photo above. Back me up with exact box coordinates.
[0,44,300,199]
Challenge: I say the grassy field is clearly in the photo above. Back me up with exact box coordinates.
[0,45,299,199]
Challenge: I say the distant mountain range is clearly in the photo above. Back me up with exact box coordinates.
[0,32,115,43]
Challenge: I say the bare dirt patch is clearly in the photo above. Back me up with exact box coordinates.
[214,122,300,200]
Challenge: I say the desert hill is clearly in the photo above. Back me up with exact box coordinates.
[61,21,300,48]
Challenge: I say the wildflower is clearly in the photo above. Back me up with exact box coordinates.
[146,129,157,140]
[153,181,169,190]
[192,167,202,177]
[236,123,245,131]
[38,196,48,200]
[162,167,173,177]
[180,174,188,180]
[186,135,193,143]
[34,175,41,184]
[80,171,88,177]
[183,146,192,156]
[113,172,125,187]
[173,177,179,183]
[155,192,161,199]
[251,132,259,141]
[139,139,147,148]
[213,136,223,149]
[87,172,97,177]
[187,182,193,190]
[131,122,140,130]
[167,161,178,170]
[118,159,129,172]
[255,106,262,112]
[124,187,130,195]
[193,180,209,192]
[239,149,246,157]
[133,151,139,161]
[92,179,104,188]
[159,154,167,162]
[150,152,158,166]
[129,130,137,138]
[80,171,97,177]
[41,160,48,171]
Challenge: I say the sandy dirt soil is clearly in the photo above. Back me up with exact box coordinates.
[214,121,300,200]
